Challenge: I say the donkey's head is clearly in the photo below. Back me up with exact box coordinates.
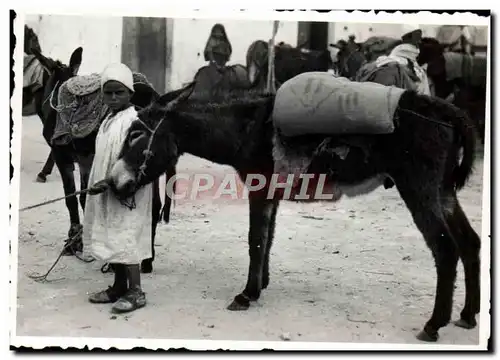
[417,37,445,67]
[33,47,83,118]
[109,82,196,197]
[417,38,451,98]
[32,46,83,83]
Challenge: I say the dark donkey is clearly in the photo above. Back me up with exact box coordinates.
[29,47,166,273]
[22,25,56,182]
[246,39,333,90]
[332,35,414,85]
[107,82,480,342]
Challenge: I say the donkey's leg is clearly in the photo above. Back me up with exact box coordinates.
[442,197,481,329]
[416,226,459,342]
[141,178,161,274]
[262,200,279,290]
[227,197,277,311]
[36,150,55,183]
[52,147,81,255]
[42,151,55,175]
[64,152,94,254]
[160,168,176,223]
[76,153,94,212]
[396,181,459,342]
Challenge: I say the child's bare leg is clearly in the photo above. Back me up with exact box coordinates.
[112,264,146,313]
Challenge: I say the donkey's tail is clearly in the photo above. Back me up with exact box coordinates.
[449,102,477,191]
[427,94,477,191]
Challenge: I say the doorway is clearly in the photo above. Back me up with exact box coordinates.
[297,21,329,50]
[121,17,169,93]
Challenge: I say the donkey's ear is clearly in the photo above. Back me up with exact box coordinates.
[156,81,196,108]
[164,81,196,111]
[178,81,196,98]
[69,47,83,75]
[156,88,185,107]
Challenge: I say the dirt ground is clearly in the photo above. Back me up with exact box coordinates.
[14,114,485,346]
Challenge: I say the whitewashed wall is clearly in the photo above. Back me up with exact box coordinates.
[329,22,402,44]
[327,23,445,44]
[24,14,123,76]
[169,18,299,90]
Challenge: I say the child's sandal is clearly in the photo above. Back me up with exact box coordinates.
[88,286,124,304]
[111,289,146,313]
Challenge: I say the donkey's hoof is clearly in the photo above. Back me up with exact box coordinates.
[62,240,83,256]
[61,247,74,256]
[227,294,250,311]
[416,329,439,342]
[68,224,84,238]
[63,224,84,256]
[455,318,477,329]
[262,275,269,290]
[141,260,153,274]
[36,173,47,183]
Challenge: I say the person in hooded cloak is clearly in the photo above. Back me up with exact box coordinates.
[203,23,233,69]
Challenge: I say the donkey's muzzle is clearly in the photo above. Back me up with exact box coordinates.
[109,159,137,195]
[109,177,137,200]
[122,178,137,195]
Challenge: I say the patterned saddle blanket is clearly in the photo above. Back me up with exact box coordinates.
[52,72,152,146]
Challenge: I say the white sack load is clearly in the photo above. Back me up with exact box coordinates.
[272,72,406,137]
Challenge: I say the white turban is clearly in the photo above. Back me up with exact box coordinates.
[101,63,135,92]
[374,43,431,95]
[390,43,420,62]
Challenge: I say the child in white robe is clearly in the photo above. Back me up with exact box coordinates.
[83,63,152,313]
